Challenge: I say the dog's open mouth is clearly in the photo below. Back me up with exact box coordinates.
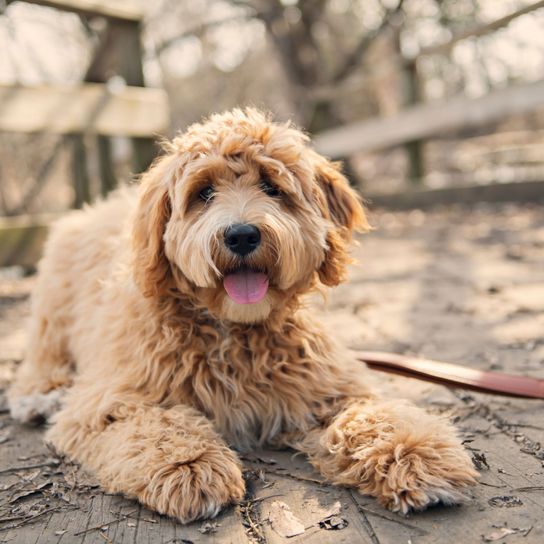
[223,267,269,305]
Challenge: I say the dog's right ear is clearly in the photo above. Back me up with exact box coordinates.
[132,155,174,298]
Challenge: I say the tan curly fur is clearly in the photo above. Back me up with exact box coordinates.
[8,109,477,522]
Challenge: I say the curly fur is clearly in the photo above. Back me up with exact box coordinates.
[8,108,477,523]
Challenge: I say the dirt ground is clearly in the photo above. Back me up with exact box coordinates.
[0,202,543,543]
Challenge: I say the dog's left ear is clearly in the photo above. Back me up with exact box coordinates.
[314,156,369,286]
[132,155,174,298]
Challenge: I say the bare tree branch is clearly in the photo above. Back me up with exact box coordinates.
[331,0,406,84]
[413,0,544,59]
[155,13,255,54]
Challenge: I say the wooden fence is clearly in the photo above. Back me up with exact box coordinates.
[0,0,169,266]
[3,0,169,205]
[315,0,544,191]
[2,1,544,266]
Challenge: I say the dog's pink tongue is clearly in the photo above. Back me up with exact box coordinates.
[223,271,269,304]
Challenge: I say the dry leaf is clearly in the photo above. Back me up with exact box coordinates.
[483,526,532,542]
[268,501,305,537]
[198,521,219,534]
[319,516,348,530]
[304,498,342,527]
[488,496,523,508]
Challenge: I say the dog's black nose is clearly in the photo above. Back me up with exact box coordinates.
[224,224,261,256]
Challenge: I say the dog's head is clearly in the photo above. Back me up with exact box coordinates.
[132,109,369,323]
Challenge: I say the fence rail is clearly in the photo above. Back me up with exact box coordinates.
[0,84,169,137]
[6,0,144,22]
[314,80,544,158]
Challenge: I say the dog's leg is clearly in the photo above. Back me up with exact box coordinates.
[294,399,478,514]
[9,274,74,424]
[46,385,245,523]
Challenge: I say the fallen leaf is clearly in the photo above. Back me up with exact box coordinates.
[303,498,342,527]
[483,528,517,541]
[488,496,523,508]
[255,456,277,465]
[268,501,305,537]
[198,521,219,534]
[319,516,348,530]
[472,452,490,471]
[483,526,532,542]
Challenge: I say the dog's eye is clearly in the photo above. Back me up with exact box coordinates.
[260,178,280,197]
[198,185,215,203]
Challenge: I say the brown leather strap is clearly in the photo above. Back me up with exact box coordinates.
[356,351,544,399]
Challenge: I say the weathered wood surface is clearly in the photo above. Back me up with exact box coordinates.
[0,214,59,269]
[367,179,544,210]
[6,0,144,22]
[1,203,544,543]
[0,84,169,137]
[313,80,544,158]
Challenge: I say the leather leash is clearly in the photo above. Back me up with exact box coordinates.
[357,351,544,399]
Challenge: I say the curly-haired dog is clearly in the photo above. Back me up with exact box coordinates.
[8,109,477,522]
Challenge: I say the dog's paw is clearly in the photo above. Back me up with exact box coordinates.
[8,389,64,424]
[363,441,478,515]
[359,433,478,514]
[314,400,478,514]
[139,451,246,523]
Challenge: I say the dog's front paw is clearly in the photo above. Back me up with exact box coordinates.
[139,450,246,523]
[366,439,478,514]
[313,400,478,514]
[8,389,64,424]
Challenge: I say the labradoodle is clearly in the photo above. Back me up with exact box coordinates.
[9,109,477,522]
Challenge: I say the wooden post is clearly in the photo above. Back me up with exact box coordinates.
[109,20,157,174]
[403,59,424,185]
[70,134,91,208]
[83,18,158,192]
[97,135,116,196]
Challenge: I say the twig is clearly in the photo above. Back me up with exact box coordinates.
[0,506,68,532]
[239,499,266,544]
[479,481,506,489]
[99,532,113,543]
[74,510,137,536]
[0,460,60,476]
[261,468,327,486]
[356,504,427,533]
[242,493,284,504]
[332,0,406,83]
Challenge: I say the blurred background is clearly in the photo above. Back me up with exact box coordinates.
[0,0,544,266]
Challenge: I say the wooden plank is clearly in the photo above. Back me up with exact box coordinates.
[0,214,57,268]
[0,84,169,137]
[313,80,544,158]
[8,0,144,22]
[366,179,544,210]
[2,204,544,541]
[243,451,374,543]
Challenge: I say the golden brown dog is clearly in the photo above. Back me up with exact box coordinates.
[9,109,477,522]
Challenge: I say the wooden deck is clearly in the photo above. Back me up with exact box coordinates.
[1,203,543,543]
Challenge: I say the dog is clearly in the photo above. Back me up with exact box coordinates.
[8,109,477,522]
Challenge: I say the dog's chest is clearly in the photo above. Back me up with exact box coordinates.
[176,328,320,447]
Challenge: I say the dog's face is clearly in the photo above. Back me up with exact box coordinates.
[133,109,368,323]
